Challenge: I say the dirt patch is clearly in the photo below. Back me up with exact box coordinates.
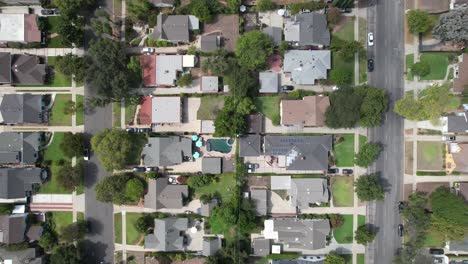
[405,141,414,175]
[126,251,145,264]
[247,176,271,189]
[417,141,444,171]
[203,15,240,52]
[403,184,414,201]
[416,182,449,197]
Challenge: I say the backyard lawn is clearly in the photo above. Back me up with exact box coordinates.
[331,177,354,207]
[113,102,122,128]
[126,213,144,245]
[419,52,457,80]
[114,213,122,244]
[76,95,84,126]
[334,134,355,167]
[51,211,73,234]
[49,94,72,126]
[417,141,444,171]
[47,57,72,87]
[194,173,237,203]
[406,54,414,81]
[333,214,354,244]
[197,95,225,120]
[254,96,280,125]
[358,215,366,226]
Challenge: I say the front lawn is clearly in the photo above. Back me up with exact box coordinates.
[334,134,355,167]
[125,101,137,125]
[47,57,72,87]
[424,228,445,247]
[331,177,354,207]
[126,213,144,245]
[406,54,414,81]
[417,141,444,171]
[333,214,353,244]
[332,52,355,85]
[358,215,366,226]
[113,102,122,128]
[114,213,122,244]
[47,16,71,48]
[197,95,225,120]
[254,96,280,125]
[335,17,355,42]
[51,211,73,234]
[194,173,237,203]
[419,52,456,80]
[76,95,84,126]
[357,254,365,264]
[49,94,72,126]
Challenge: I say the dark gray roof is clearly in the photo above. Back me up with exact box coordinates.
[290,178,329,208]
[200,35,220,52]
[263,135,332,171]
[251,189,268,215]
[239,134,262,157]
[201,199,218,217]
[0,247,44,264]
[202,237,222,256]
[10,54,46,85]
[267,218,330,250]
[262,27,283,46]
[0,52,11,83]
[285,13,330,46]
[0,214,26,244]
[142,136,193,167]
[0,94,44,124]
[259,71,279,93]
[144,178,188,209]
[247,114,264,134]
[144,217,188,251]
[252,238,271,256]
[0,167,42,199]
[202,157,222,174]
[447,115,468,133]
[0,132,41,164]
[154,14,190,42]
[26,225,43,241]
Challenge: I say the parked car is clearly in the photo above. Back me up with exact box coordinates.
[368,59,374,72]
[53,9,61,15]
[142,47,155,54]
[146,167,157,172]
[368,32,374,46]
[398,201,405,213]
[442,135,456,141]
[340,8,352,13]
[184,210,192,214]
[83,148,90,161]
[126,128,137,133]
[398,224,404,236]
[327,168,339,174]
[281,85,294,91]
[429,248,444,255]
[132,167,145,172]
[246,163,260,173]
[342,169,353,175]
[138,128,152,133]
[41,9,54,15]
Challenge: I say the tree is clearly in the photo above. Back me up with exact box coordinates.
[355,224,376,245]
[227,0,241,13]
[95,173,137,204]
[60,221,88,242]
[57,163,83,191]
[357,86,389,127]
[355,143,382,167]
[432,8,468,43]
[225,66,258,97]
[411,61,431,76]
[185,0,222,23]
[407,10,433,34]
[0,204,13,214]
[327,7,341,26]
[329,69,352,85]
[60,132,84,159]
[235,30,273,70]
[134,214,153,233]
[176,73,192,87]
[125,178,145,201]
[202,49,237,76]
[187,175,213,188]
[127,0,152,22]
[39,228,58,251]
[91,128,134,171]
[355,173,385,201]
[256,0,277,11]
[214,97,256,137]
[55,0,96,10]
[325,86,362,128]
[56,10,85,47]
[91,18,112,35]
[127,56,142,87]
[329,214,344,228]
[50,243,82,264]
[325,253,346,264]
[330,39,363,62]
[55,54,88,84]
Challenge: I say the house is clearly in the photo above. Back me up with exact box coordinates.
[454,54,468,93]
[200,199,218,217]
[153,14,199,43]
[142,136,193,167]
[259,71,279,93]
[450,0,468,9]
[283,50,331,85]
[271,256,326,264]
[26,225,43,242]
[442,113,468,134]
[0,14,41,43]
[0,168,42,200]
[417,0,450,13]
[263,135,332,171]
[151,96,181,124]
[458,182,468,200]
[0,213,27,244]
[202,157,222,174]
[280,96,330,127]
[252,238,271,256]
[239,134,262,157]
[262,27,283,46]
[149,0,174,7]
[0,132,41,165]
[247,114,264,134]
[251,189,268,215]
[270,176,329,208]
[284,13,330,47]
[0,247,44,264]
[200,76,219,93]
[262,218,331,250]
[141,54,196,87]
[144,178,188,210]
[0,53,47,85]
[448,143,468,173]
[145,217,189,251]
[0,94,46,124]
[200,34,220,52]
[202,236,222,256]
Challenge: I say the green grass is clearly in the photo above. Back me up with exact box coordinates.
[254,96,280,125]
[358,215,366,226]
[47,16,71,48]
[331,177,354,207]
[419,52,457,80]
[334,134,355,167]
[77,212,84,222]
[114,213,122,244]
[447,96,461,110]
[332,52,355,85]
[419,141,441,163]
[49,94,72,126]
[47,57,72,87]
[76,95,84,126]
[51,212,73,234]
[333,214,354,244]
[113,102,122,128]
[424,228,445,247]
[359,50,367,83]
[125,101,137,125]
[406,54,414,81]
[335,17,355,41]
[126,213,144,245]
[194,173,237,203]
[359,135,367,150]
[357,254,365,264]
[197,96,225,120]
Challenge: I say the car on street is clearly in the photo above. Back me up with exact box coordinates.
[327,168,339,174]
[142,47,155,54]
[368,59,374,72]
[398,224,404,236]
[126,128,137,133]
[132,167,145,172]
[429,248,444,255]
[281,85,294,91]
[368,32,374,46]
[41,9,54,15]
[398,201,405,213]
[442,135,456,141]
[83,148,90,161]
[342,169,353,175]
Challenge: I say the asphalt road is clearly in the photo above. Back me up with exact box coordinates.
[366,0,405,263]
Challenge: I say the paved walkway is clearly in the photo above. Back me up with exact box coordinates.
[0,125,84,133]
[0,48,84,56]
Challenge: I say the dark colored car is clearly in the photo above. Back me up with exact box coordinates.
[327,168,339,174]
[398,201,405,213]
[429,248,445,255]
[53,9,61,15]
[342,169,353,175]
[281,85,294,91]
[83,148,90,161]
[138,128,152,133]
[132,167,145,172]
[398,224,404,236]
[367,59,374,72]
[340,8,352,13]
[41,9,54,15]
[126,128,137,133]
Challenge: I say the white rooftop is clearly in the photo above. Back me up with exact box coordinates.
[0,14,25,42]
[182,55,196,67]
[151,96,181,123]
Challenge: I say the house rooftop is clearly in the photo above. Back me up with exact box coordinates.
[200,199,218,217]
[145,217,189,251]
[144,178,188,209]
[202,236,222,256]
[151,96,181,124]
[0,14,41,42]
[290,178,329,208]
[200,34,220,52]
[284,13,330,46]
[0,53,46,85]
[201,76,219,92]
[252,238,271,256]
[0,214,26,244]
[0,167,42,199]
[251,189,268,215]
[446,114,468,133]
[283,50,331,85]
[154,14,199,43]
[0,94,44,124]
[281,96,330,127]
[0,132,41,164]
[141,136,192,166]
[454,54,468,93]
[0,247,43,264]
[202,157,222,175]
[259,71,279,93]
[262,26,283,46]
[155,55,183,86]
[239,134,262,157]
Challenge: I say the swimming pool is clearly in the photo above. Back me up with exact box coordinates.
[206,138,233,153]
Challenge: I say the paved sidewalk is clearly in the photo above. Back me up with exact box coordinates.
[0,48,84,56]
[0,125,84,133]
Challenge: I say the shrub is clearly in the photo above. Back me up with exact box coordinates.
[329,214,345,229]
[187,175,213,188]
[355,143,382,167]
[411,61,430,77]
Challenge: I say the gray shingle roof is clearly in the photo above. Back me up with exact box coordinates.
[239,134,262,157]
[0,247,43,264]
[259,71,279,93]
[0,94,44,124]
[251,189,268,215]
[201,199,218,217]
[263,26,283,46]
[200,35,220,52]
[447,115,468,133]
[202,157,222,174]
[144,178,188,210]
[252,238,271,256]
[142,136,192,166]
[0,167,42,199]
[0,214,26,244]
[284,50,331,85]
[284,13,330,46]
[0,132,41,164]
[201,76,219,92]
[0,53,46,85]
[290,178,329,208]
[154,15,198,43]
[263,135,332,171]
[145,217,188,251]
[202,236,222,256]
[0,52,11,83]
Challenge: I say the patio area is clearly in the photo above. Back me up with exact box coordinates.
[244,155,326,174]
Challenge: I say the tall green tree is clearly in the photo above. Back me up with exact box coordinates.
[125,178,145,201]
[325,86,362,128]
[355,143,382,167]
[235,30,273,70]
[57,162,83,192]
[55,54,88,84]
[214,97,256,137]
[407,10,433,34]
[50,243,83,264]
[60,221,88,242]
[357,86,389,127]
[60,132,84,159]
[355,224,377,245]
[355,173,385,201]
[325,253,346,264]
[95,173,137,204]
[411,61,431,77]
[91,128,134,171]
[432,8,468,42]
[127,0,152,22]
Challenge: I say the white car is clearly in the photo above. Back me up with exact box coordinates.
[142,47,155,54]
[368,32,374,47]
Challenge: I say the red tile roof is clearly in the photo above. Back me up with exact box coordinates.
[141,54,156,86]
[139,96,152,125]
[24,14,41,42]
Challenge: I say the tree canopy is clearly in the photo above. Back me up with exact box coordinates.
[325,86,362,128]
[411,61,430,77]
[432,8,468,43]
[214,97,256,137]
[183,0,223,23]
[127,0,152,22]
[324,253,346,264]
[60,132,84,159]
[50,243,83,264]
[355,173,385,201]
[60,221,88,243]
[95,173,143,204]
[57,162,83,192]
[355,224,377,245]
[357,86,389,127]
[125,178,145,201]
[407,10,433,34]
[55,54,88,84]
[355,143,382,167]
[235,30,274,70]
